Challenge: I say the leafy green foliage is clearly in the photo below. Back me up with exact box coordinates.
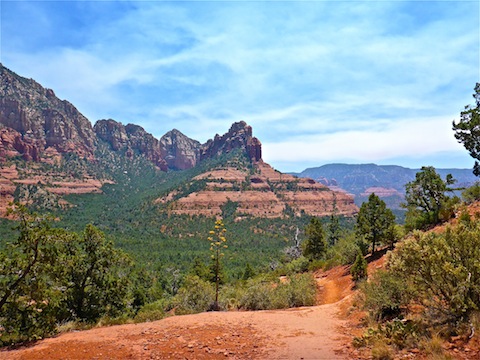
[0,207,64,343]
[0,206,135,345]
[360,270,410,321]
[242,263,256,280]
[452,83,480,176]
[238,273,316,310]
[133,300,166,323]
[302,217,327,260]
[60,224,133,321]
[353,319,419,351]
[389,218,480,322]
[462,181,480,203]
[189,257,211,282]
[324,231,364,269]
[356,193,396,254]
[327,213,341,246]
[403,166,457,230]
[173,275,215,315]
[350,252,368,282]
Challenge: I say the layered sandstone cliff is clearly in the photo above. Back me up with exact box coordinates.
[0,64,97,161]
[157,161,358,218]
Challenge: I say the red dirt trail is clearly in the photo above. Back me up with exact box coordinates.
[1,266,356,360]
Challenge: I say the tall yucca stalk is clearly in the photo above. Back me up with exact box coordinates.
[208,219,227,310]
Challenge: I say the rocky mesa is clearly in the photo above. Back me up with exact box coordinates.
[157,161,358,218]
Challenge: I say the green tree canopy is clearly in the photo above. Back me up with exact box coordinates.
[403,166,456,229]
[302,217,327,260]
[356,193,395,255]
[452,83,480,176]
[0,206,135,344]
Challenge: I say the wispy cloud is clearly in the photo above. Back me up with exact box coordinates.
[1,0,478,171]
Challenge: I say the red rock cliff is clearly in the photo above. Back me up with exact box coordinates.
[0,64,97,161]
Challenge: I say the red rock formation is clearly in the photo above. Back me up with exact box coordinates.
[201,121,262,163]
[93,119,129,151]
[0,64,97,160]
[161,162,358,218]
[94,119,168,170]
[160,129,201,170]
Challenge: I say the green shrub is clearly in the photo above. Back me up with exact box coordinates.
[325,232,367,268]
[389,221,480,322]
[307,259,325,272]
[218,284,244,310]
[285,256,310,274]
[134,300,167,323]
[239,277,275,310]
[239,273,316,310]
[360,270,409,321]
[462,182,480,203]
[353,319,419,351]
[173,275,215,314]
[281,273,316,307]
[350,252,368,282]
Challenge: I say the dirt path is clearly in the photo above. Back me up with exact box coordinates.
[2,264,359,360]
[2,302,349,360]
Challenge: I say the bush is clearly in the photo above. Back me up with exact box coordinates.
[324,232,363,268]
[278,256,310,276]
[173,276,215,314]
[353,319,419,351]
[239,273,316,310]
[239,277,275,310]
[360,270,410,321]
[350,252,368,282]
[134,300,167,323]
[218,284,244,310]
[462,182,480,203]
[280,273,316,308]
[388,220,480,322]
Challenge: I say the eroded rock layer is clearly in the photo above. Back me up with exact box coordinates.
[0,65,97,161]
[160,162,358,219]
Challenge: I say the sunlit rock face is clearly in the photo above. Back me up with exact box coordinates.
[0,64,97,161]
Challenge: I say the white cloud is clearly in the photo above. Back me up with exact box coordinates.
[1,1,478,172]
[263,115,466,165]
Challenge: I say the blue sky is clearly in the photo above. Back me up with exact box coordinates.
[1,0,479,172]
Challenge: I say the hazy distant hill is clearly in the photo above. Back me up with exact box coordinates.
[293,163,478,209]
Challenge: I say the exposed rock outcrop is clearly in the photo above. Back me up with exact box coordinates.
[0,64,97,160]
[93,119,129,151]
[201,121,262,163]
[160,129,201,170]
[159,162,357,218]
[94,119,168,171]
[0,64,264,173]
[95,120,262,171]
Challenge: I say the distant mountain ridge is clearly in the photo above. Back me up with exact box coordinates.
[293,163,478,208]
[0,64,357,218]
[0,64,261,172]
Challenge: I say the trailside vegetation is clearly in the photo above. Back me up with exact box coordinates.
[356,193,396,255]
[453,83,480,176]
[0,206,134,345]
[403,166,458,230]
